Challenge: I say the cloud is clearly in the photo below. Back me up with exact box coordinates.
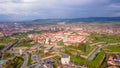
[0,0,119,20]
[0,0,22,3]
[0,0,109,14]
[109,3,120,9]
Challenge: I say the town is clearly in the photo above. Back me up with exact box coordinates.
[0,0,120,68]
[0,22,120,68]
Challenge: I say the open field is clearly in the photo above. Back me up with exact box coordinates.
[70,50,105,68]
[89,33,120,43]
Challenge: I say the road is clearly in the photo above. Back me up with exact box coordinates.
[0,41,18,52]
[28,53,57,68]
[21,52,28,68]
[0,41,18,60]
[88,45,103,60]
[87,42,120,60]
[41,53,59,60]
[21,44,43,68]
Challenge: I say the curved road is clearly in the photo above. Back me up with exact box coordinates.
[21,53,28,68]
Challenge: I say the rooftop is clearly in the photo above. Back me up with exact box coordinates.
[62,54,69,58]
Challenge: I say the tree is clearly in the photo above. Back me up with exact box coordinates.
[57,40,64,46]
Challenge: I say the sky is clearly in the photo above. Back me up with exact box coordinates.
[0,0,120,21]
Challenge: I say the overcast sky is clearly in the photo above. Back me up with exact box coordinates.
[0,0,120,21]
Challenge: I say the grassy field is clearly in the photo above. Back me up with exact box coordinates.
[15,39,38,47]
[70,50,105,68]
[53,56,61,68]
[12,31,42,39]
[27,54,32,66]
[63,42,96,56]
[89,33,120,43]
[39,49,44,57]
[0,37,16,50]
[0,37,16,45]
[90,51,105,68]
[4,56,24,68]
[2,52,14,60]
[12,32,28,38]
[104,45,120,52]
[58,33,120,68]
[57,40,64,46]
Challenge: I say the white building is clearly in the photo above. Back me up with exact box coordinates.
[28,34,33,38]
[19,49,23,55]
[45,38,49,44]
[61,54,70,65]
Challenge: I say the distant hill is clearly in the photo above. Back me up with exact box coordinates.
[0,17,120,25]
[68,17,120,22]
[32,17,120,23]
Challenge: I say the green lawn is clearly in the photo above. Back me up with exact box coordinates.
[57,40,64,46]
[0,37,16,50]
[104,45,120,52]
[15,39,38,47]
[53,56,61,68]
[70,51,105,68]
[53,61,58,68]
[39,49,44,57]
[64,44,85,53]
[63,42,96,56]
[89,33,120,43]
[12,31,42,39]
[12,32,28,38]
[0,37,16,45]
[27,54,32,66]
[90,51,105,68]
